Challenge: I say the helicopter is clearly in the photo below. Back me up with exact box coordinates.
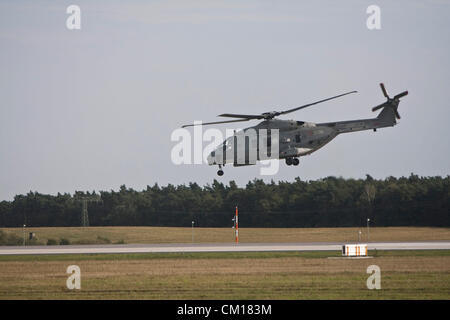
[182,83,408,176]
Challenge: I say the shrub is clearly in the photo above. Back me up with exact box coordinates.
[27,238,42,246]
[59,238,71,245]
[96,235,111,244]
[47,238,58,245]
[0,230,23,245]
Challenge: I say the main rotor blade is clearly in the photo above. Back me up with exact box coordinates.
[181,118,250,128]
[278,90,357,116]
[380,83,389,98]
[218,113,264,119]
[394,91,408,100]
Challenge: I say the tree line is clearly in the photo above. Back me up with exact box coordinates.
[0,174,448,228]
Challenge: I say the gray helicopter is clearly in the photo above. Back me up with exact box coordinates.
[182,83,408,176]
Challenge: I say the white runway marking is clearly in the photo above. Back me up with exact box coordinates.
[0,241,449,255]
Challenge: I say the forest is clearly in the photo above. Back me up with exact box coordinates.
[0,174,448,228]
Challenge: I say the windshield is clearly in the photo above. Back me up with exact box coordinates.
[223,136,233,147]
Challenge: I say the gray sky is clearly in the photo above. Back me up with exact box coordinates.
[1,0,449,201]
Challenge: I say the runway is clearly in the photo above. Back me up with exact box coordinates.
[0,241,449,255]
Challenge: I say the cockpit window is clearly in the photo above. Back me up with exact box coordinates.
[222,137,233,149]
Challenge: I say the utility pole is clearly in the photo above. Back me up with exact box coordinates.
[81,198,89,227]
[191,221,194,243]
[74,195,102,227]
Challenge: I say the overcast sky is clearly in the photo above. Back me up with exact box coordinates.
[1,0,449,201]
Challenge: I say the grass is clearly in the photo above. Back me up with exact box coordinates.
[0,227,448,299]
[2,226,449,245]
[0,249,448,262]
[0,250,448,299]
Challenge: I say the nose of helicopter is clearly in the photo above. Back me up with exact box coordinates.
[207,151,216,165]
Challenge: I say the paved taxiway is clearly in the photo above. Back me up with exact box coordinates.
[0,241,449,255]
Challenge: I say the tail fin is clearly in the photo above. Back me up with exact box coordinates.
[376,104,397,126]
[372,83,408,125]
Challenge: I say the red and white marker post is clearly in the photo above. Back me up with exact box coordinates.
[235,206,239,244]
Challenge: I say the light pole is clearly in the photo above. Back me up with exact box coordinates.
[191,221,194,243]
[23,224,26,246]
[367,218,370,242]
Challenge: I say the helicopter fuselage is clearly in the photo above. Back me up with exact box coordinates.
[207,107,397,167]
[182,83,407,175]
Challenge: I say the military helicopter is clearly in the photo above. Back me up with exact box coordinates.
[182,83,408,176]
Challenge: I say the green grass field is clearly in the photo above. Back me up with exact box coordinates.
[0,227,448,299]
[2,226,450,245]
[0,250,448,299]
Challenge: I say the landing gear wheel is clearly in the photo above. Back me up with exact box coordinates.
[217,170,224,176]
[293,158,299,166]
[285,158,293,166]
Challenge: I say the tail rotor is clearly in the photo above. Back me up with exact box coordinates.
[372,83,408,119]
